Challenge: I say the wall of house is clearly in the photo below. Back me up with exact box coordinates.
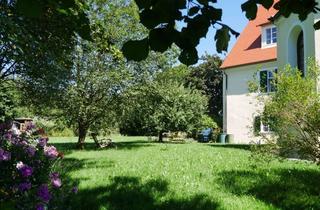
[276,13,316,72]
[223,61,277,144]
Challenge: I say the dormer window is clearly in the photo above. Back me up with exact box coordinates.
[262,25,277,48]
[266,27,277,44]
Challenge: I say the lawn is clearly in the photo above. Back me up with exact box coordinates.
[50,136,320,210]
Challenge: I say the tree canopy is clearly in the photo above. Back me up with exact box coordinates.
[123,0,320,65]
[121,80,208,141]
[3,0,320,69]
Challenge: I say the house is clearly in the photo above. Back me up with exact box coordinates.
[221,1,320,143]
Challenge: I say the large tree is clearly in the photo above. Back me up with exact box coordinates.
[121,81,208,141]
[63,42,128,149]
[59,0,180,148]
[0,0,90,78]
[186,54,223,126]
[0,0,91,110]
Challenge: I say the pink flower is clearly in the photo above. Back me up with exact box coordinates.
[16,161,24,169]
[44,146,59,159]
[49,172,62,188]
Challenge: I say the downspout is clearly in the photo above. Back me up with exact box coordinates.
[222,71,228,133]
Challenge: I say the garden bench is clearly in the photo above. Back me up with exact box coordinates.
[90,133,116,149]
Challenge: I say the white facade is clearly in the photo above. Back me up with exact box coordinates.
[223,10,320,143]
[223,61,277,143]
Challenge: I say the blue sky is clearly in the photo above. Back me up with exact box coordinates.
[196,0,248,58]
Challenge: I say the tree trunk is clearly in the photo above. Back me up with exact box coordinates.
[77,122,88,150]
[158,131,164,143]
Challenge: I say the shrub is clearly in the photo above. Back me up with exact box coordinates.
[34,117,74,137]
[253,60,320,164]
[0,122,77,209]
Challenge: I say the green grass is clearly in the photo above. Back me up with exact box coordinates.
[50,136,320,210]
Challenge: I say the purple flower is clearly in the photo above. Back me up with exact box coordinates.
[19,164,33,177]
[49,172,62,188]
[0,148,11,161]
[37,138,48,147]
[71,186,78,194]
[35,203,45,210]
[25,146,36,157]
[18,182,32,192]
[37,184,51,202]
[25,122,36,131]
[44,146,58,159]
[4,131,12,140]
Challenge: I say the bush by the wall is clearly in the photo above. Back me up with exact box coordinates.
[253,60,320,163]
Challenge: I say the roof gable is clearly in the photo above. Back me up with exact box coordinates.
[221,5,278,69]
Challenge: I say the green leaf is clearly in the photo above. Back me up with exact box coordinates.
[179,48,198,66]
[258,0,274,9]
[76,13,92,40]
[197,0,209,6]
[177,0,187,9]
[140,9,160,29]
[122,38,150,61]
[214,27,230,53]
[16,0,44,18]
[188,7,200,16]
[149,28,173,53]
[314,20,320,30]
[187,15,210,39]
[241,0,258,20]
[202,6,222,21]
[135,0,155,10]
[59,0,76,9]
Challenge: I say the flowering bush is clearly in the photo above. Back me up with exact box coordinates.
[0,122,77,209]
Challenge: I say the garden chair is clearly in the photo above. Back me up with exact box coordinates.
[199,128,212,142]
[90,133,116,149]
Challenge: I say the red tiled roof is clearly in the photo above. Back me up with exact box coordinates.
[221,5,278,69]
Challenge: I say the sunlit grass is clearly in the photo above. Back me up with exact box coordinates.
[50,136,320,210]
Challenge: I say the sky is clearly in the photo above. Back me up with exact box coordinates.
[196,0,249,59]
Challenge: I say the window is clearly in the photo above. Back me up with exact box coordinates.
[261,123,271,133]
[253,116,272,135]
[225,74,228,91]
[266,27,277,45]
[259,68,277,93]
[297,31,304,77]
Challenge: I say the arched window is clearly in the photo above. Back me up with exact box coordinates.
[297,31,304,77]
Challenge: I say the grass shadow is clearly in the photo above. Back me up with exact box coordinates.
[52,140,154,153]
[70,176,220,210]
[208,144,252,151]
[58,157,116,174]
[219,168,320,210]
[115,140,154,150]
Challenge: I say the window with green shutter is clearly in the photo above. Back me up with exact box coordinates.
[259,68,277,93]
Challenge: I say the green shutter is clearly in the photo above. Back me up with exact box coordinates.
[260,71,267,93]
[254,116,261,136]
